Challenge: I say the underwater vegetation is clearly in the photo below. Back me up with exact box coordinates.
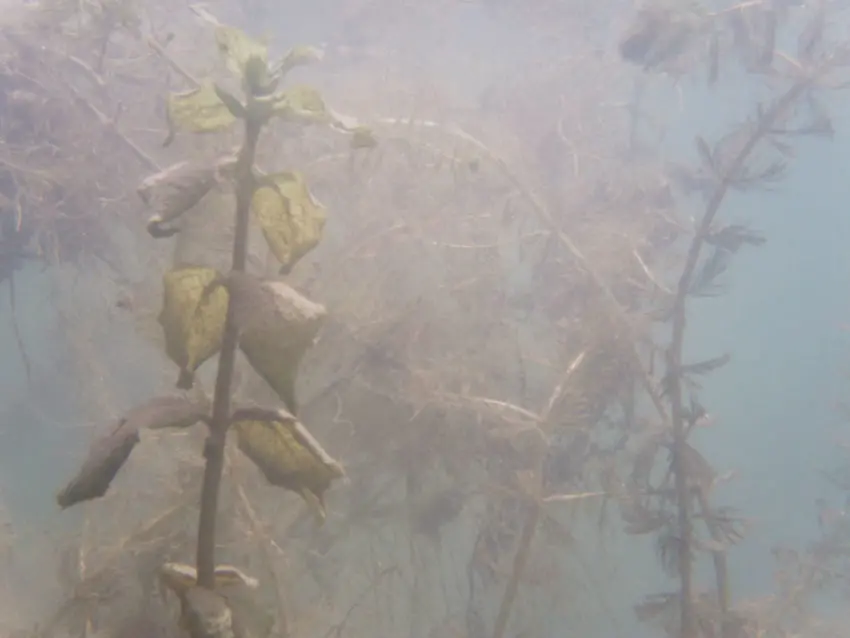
[618,2,849,637]
[55,10,365,634]
[0,1,848,638]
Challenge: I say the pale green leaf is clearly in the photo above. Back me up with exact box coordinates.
[270,85,330,123]
[166,82,237,136]
[273,45,324,77]
[215,24,268,77]
[268,86,376,148]
[251,171,326,272]
[158,266,229,389]
[349,125,378,149]
[231,406,344,523]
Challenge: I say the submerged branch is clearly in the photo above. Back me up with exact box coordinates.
[666,73,817,638]
[696,485,731,631]
[195,116,261,588]
[491,351,586,638]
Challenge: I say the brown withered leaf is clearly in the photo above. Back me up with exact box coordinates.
[215,272,326,414]
[56,396,209,508]
[231,406,344,523]
[57,418,139,509]
[137,156,237,238]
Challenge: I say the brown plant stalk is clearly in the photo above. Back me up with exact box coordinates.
[195,115,262,588]
[665,73,816,638]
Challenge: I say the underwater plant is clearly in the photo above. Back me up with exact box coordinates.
[618,2,850,637]
[9,1,828,636]
[53,12,372,636]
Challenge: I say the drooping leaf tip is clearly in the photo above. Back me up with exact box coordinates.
[177,369,195,390]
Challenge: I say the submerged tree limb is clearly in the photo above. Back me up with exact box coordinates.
[665,71,819,638]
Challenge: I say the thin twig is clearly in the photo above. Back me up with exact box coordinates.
[7,273,32,385]
[147,37,201,88]
[235,482,290,637]
[491,350,586,638]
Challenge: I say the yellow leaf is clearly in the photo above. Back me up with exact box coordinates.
[270,87,375,147]
[232,406,344,523]
[167,82,237,137]
[268,85,376,150]
[158,267,229,389]
[215,25,268,77]
[270,85,330,123]
[251,171,326,272]
[350,125,378,149]
[273,45,324,77]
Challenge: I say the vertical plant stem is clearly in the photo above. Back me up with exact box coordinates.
[195,117,262,588]
[696,486,730,636]
[491,501,540,638]
[491,351,586,638]
[665,77,811,638]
